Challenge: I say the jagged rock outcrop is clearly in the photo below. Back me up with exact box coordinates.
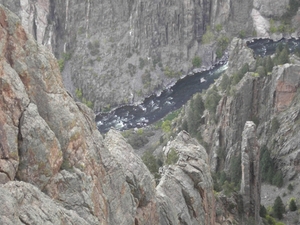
[203,37,300,182]
[3,0,299,111]
[0,5,135,224]
[157,131,216,225]
[0,5,218,224]
[104,129,159,225]
[5,0,296,111]
[0,181,91,225]
[240,121,261,224]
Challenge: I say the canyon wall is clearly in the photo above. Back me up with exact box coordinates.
[3,0,295,111]
[0,5,216,224]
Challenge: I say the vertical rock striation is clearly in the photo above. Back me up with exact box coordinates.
[0,5,218,224]
[1,0,260,111]
[240,121,261,224]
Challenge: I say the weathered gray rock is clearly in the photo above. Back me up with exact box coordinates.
[104,129,159,224]
[0,181,91,225]
[157,131,216,225]
[1,0,258,111]
[240,121,261,224]
[18,103,63,190]
[0,5,137,224]
[253,0,289,18]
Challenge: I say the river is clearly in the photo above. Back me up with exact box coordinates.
[96,38,300,133]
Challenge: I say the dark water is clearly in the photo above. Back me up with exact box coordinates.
[247,37,300,57]
[96,38,300,133]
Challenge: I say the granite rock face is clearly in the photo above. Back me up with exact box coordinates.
[204,38,300,181]
[0,0,280,111]
[0,5,134,224]
[104,129,159,225]
[157,131,216,225]
[0,181,91,225]
[3,0,299,110]
[0,5,218,224]
[240,121,261,224]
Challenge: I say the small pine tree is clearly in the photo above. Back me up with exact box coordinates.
[142,151,158,175]
[289,198,297,211]
[272,171,283,188]
[220,74,230,91]
[273,196,285,220]
[259,205,267,218]
[265,56,274,73]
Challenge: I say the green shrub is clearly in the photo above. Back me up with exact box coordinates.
[142,151,159,176]
[164,66,180,78]
[127,132,149,149]
[202,26,214,44]
[260,146,275,183]
[215,24,222,32]
[239,30,246,39]
[161,120,171,133]
[271,117,280,134]
[287,183,294,191]
[58,59,65,72]
[75,88,83,99]
[139,57,145,70]
[204,85,221,115]
[231,63,249,85]
[229,153,241,188]
[192,56,202,68]
[260,205,267,218]
[142,71,152,88]
[256,66,267,77]
[272,171,283,188]
[186,93,204,136]
[220,74,230,91]
[166,148,179,165]
[216,36,229,59]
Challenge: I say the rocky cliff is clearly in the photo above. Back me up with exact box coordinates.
[240,121,261,224]
[0,5,217,224]
[2,0,299,111]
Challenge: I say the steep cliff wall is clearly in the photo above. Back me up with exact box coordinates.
[0,0,264,111]
[4,0,299,112]
[200,37,300,184]
[0,5,217,224]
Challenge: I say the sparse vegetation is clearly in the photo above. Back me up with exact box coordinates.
[75,88,93,109]
[271,117,280,134]
[204,85,221,115]
[192,56,202,68]
[215,24,222,32]
[57,52,72,72]
[220,74,230,92]
[232,63,249,85]
[216,36,229,59]
[142,70,152,88]
[166,148,179,165]
[289,198,297,211]
[202,26,214,44]
[87,40,100,56]
[164,66,180,78]
[139,57,146,70]
[142,151,160,179]
[273,196,285,220]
